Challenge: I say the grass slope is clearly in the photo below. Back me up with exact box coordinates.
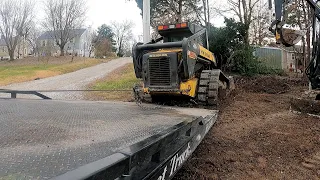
[0,58,103,86]
[86,63,140,101]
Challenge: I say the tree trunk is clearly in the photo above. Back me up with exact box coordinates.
[302,36,306,75]
[238,0,243,23]
[177,0,183,22]
[8,49,14,61]
[244,25,250,45]
[17,43,21,59]
[118,36,123,57]
[306,4,312,70]
[60,46,64,56]
[22,36,25,58]
[306,27,311,66]
[301,0,311,76]
[89,50,92,58]
[71,45,75,62]
[89,44,93,57]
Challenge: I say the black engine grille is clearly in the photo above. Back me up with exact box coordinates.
[149,57,171,86]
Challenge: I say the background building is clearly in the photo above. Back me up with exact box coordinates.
[38,28,93,57]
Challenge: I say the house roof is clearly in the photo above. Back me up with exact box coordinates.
[38,29,86,40]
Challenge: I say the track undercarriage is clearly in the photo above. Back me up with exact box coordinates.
[133,70,234,109]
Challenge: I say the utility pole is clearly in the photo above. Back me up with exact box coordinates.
[143,0,151,43]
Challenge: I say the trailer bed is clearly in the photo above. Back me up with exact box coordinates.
[0,99,216,179]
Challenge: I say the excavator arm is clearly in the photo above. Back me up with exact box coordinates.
[269,0,320,89]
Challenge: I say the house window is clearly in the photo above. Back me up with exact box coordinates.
[292,54,295,60]
[24,48,27,55]
[42,40,46,47]
[2,47,5,52]
[70,38,74,43]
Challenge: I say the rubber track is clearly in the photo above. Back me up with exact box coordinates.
[197,70,219,107]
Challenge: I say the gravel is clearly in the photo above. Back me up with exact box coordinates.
[0,57,132,100]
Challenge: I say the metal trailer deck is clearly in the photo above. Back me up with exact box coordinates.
[0,99,217,180]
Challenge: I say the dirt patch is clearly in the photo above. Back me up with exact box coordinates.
[34,70,59,78]
[291,98,320,116]
[174,76,320,180]
[234,75,308,94]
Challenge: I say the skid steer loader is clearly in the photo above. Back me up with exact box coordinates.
[132,22,234,107]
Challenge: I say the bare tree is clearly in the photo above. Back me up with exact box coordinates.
[87,31,96,58]
[134,0,204,28]
[250,0,272,45]
[42,0,86,56]
[25,23,42,57]
[295,0,313,73]
[111,20,134,57]
[95,38,113,58]
[0,0,34,60]
[212,0,259,44]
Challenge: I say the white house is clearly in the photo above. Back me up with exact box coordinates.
[38,28,93,57]
[0,35,33,60]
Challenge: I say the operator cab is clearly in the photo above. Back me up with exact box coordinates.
[157,22,204,43]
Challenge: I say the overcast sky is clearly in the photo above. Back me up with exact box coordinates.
[87,0,143,38]
[86,0,226,35]
[35,0,227,40]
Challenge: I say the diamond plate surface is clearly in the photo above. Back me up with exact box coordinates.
[0,99,198,179]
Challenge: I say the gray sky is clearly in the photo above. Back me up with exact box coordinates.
[35,0,227,40]
[86,0,227,36]
[87,0,143,37]
[34,0,143,38]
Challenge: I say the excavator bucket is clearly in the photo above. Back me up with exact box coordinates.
[279,25,306,47]
[269,0,306,47]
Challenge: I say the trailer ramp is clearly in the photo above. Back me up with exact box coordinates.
[0,99,217,180]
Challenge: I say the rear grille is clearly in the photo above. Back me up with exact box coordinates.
[149,57,171,86]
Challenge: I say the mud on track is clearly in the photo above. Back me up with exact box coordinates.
[174,76,320,180]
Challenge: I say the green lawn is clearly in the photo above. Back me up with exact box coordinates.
[0,58,103,86]
[86,63,140,101]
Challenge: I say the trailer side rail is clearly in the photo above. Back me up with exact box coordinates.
[52,113,217,180]
[0,89,51,99]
